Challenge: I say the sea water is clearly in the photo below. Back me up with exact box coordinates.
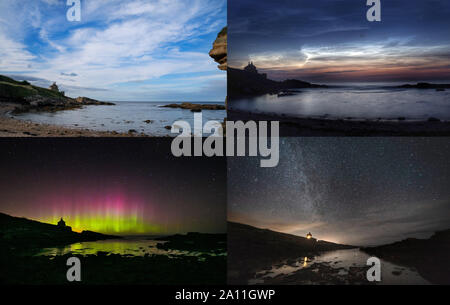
[12,101,226,136]
[250,248,430,285]
[230,85,450,121]
[34,236,226,258]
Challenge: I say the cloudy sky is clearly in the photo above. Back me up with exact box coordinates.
[228,138,450,246]
[0,0,226,101]
[229,0,450,83]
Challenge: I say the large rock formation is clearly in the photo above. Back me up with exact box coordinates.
[209,27,227,112]
[209,27,227,71]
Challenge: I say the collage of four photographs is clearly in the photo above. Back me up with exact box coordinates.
[0,0,449,288]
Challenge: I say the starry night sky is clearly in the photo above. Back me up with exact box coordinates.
[229,0,450,83]
[0,139,226,235]
[228,138,450,246]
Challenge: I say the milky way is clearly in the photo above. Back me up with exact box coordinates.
[228,138,450,246]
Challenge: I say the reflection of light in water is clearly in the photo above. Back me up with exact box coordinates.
[252,249,431,285]
[35,239,226,258]
[232,89,450,121]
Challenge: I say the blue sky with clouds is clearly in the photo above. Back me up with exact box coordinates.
[0,0,226,101]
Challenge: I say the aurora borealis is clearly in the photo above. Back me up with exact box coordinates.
[0,139,226,235]
[38,189,160,234]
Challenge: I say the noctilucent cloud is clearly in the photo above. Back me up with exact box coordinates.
[0,0,226,101]
[228,138,450,246]
[229,0,450,83]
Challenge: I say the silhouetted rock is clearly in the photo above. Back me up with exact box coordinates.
[228,67,326,98]
[228,222,354,284]
[0,251,226,284]
[362,229,450,284]
[0,212,120,252]
[398,83,450,89]
[155,232,226,253]
[161,102,225,111]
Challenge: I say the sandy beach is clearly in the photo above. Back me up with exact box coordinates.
[0,103,145,137]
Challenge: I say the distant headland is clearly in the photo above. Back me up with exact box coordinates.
[0,75,114,114]
[228,62,327,98]
[0,212,119,252]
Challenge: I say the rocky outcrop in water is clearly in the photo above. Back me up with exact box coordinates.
[161,102,225,112]
[155,232,226,253]
[398,83,450,90]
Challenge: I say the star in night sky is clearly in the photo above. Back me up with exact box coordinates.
[228,138,450,246]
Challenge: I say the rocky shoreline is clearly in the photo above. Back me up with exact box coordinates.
[257,261,371,285]
[228,109,450,136]
[0,104,142,137]
[10,95,115,114]
[0,213,226,284]
[0,251,226,284]
[362,229,450,284]
[228,222,355,284]
[0,75,141,137]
